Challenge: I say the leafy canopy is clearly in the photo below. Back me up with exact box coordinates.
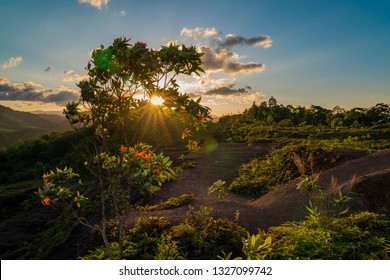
[64,37,211,147]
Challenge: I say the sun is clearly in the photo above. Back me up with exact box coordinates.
[150,96,165,106]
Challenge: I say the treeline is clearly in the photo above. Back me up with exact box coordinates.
[220,96,390,128]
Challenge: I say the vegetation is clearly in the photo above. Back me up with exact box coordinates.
[0,105,70,148]
[245,212,389,260]
[36,37,211,260]
[83,207,247,260]
[135,193,194,211]
[1,39,389,260]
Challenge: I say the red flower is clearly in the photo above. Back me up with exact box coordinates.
[143,152,152,160]
[41,197,51,206]
[135,150,145,158]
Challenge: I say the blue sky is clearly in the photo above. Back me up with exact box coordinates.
[0,0,389,115]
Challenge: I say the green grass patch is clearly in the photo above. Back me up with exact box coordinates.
[257,212,390,259]
[136,193,195,211]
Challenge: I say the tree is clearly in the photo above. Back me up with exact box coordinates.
[41,37,211,259]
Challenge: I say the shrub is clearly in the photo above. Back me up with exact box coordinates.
[83,207,248,260]
[258,212,389,260]
[136,193,194,211]
[229,142,316,197]
[83,216,170,260]
[170,207,247,259]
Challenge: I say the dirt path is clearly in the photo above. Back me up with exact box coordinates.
[127,143,390,233]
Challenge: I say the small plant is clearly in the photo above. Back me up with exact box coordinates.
[294,153,354,228]
[136,193,194,211]
[155,234,180,260]
[208,180,227,216]
[178,154,196,169]
[242,232,272,260]
[208,180,228,201]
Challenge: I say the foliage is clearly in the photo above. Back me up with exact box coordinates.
[0,130,89,185]
[136,193,194,211]
[0,209,76,260]
[37,37,212,259]
[208,180,228,201]
[229,142,319,197]
[169,207,247,259]
[229,97,390,129]
[65,37,211,148]
[154,234,180,260]
[242,233,272,260]
[257,212,390,259]
[37,167,86,209]
[297,173,354,228]
[83,207,247,260]
[83,216,170,260]
[208,180,228,216]
[216,97,390,151]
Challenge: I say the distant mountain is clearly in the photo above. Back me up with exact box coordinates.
[34,112,67,124]
[0,105,71,148]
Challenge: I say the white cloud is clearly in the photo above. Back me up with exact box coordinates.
[64,69,74,75]
[78,0,109,10]
[63,71,89,82]
[178,27,271,75]
[180,27,220,40]
[0,56,23,69]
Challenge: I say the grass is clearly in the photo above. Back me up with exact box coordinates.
[255,212,390,260]
[135,193,195,211]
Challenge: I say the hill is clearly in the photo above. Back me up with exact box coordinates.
[0,105,71,148]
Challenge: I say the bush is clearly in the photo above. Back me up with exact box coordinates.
[259,212,390,259]
[83,207,248,260]
[170,207,247,259]
[229,142,316,197]
[136,193,194,211]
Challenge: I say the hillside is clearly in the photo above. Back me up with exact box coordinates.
[0,105,71,148]
[126,144,390,232]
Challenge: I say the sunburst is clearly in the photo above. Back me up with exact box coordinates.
[150,96,165,106]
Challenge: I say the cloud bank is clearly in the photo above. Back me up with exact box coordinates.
[180,27,271,75]
[0,77,79,105]
[176,27,271,109]
[0,56,23,69]
[78,0,109,10]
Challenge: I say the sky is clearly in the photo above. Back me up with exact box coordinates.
[0,0,389,116]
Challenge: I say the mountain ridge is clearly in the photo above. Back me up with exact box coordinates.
[0,104,71,148]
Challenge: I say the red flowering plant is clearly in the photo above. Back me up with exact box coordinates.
[43,37,211,259]
[88,143,175,196]
[37,167,86,209]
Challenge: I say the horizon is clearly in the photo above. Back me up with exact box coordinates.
[1,0,389,116]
